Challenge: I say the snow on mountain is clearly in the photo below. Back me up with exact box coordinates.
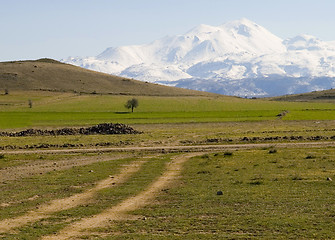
[62,18,335,97]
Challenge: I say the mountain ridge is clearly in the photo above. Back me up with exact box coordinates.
[63,19,335,97]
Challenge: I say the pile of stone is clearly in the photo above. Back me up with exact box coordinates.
[0,123,141,137]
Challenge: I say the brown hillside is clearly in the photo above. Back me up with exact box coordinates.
[270,88,335,102]
[0,59,214,96]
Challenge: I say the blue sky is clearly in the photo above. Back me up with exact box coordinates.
[1,0,334,61]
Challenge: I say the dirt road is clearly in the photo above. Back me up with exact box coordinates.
[1,141,332,184]
[42,153,201,240]
[1,141,335,155]
[0,160,145,233]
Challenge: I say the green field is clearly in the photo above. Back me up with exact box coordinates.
[1,91,335,129]
[1,90,335,239]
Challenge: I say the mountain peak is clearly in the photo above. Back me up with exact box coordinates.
[221,18,261,31]
[188,19,263,37]
[186,24,220,36]
[224,18,259,27]
[63,19,335,97]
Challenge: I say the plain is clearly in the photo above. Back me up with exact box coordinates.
[1,89,335,239]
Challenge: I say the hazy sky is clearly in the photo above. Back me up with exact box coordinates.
[1,0,335,61]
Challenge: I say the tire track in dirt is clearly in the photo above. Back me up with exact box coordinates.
[42,153,201,240]
[2,141,335,155]
[0,160,145,233]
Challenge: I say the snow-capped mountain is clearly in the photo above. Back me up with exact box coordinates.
[63,18,335,97]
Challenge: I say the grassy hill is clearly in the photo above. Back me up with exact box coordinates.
[0,59,213,96]
[270,88,335,102]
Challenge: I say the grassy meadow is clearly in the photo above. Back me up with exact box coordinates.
[114,148,335,239]
[1,90,335,239]
[1,91,335,129]
[1,148,335,239]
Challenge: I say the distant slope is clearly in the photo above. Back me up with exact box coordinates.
[270,88,335,101]
[0,59,213,96]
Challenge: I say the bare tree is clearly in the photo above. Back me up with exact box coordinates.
[125,98,139,112]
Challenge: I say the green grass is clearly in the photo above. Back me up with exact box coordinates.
[1,147,335,239]
[0,110,279,129]
[285,109,335,120]
[1,92,335,129]
[92,148,335,239]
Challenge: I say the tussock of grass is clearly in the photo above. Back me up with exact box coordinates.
[306,154,316,159]
[223,151,233,156]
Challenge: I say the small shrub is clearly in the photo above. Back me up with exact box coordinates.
[0,154,5,159]
[291,174,303,180]
[197,170,211,174]
[249,180,263,185]
[223,151,233,156]
[249,175,263,185]
[306,154,316,159]
[269,148,277,154]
